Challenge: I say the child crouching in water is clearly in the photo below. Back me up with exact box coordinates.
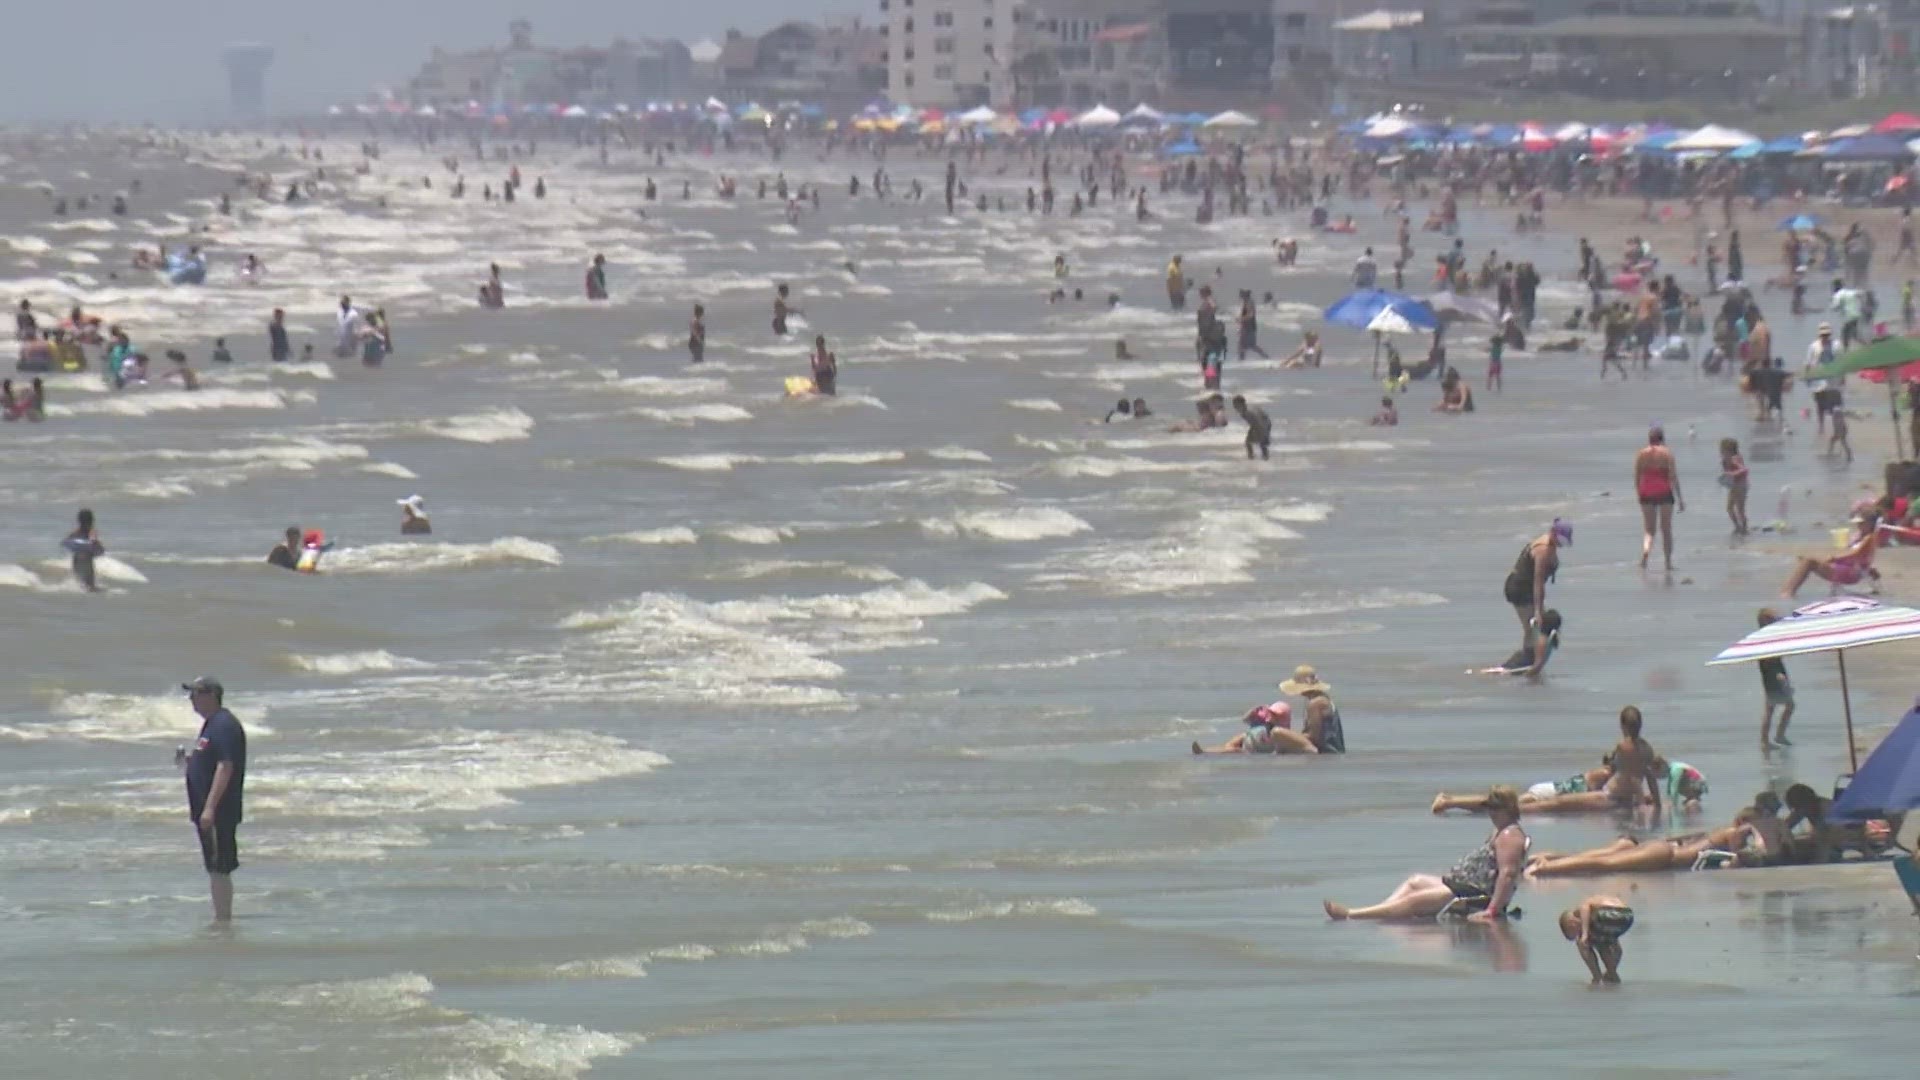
[1471,609,1562,677]
[1560,894,1634,984]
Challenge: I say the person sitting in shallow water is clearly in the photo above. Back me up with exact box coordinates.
[1370,396,1398,426]
[1191,701,1318,756]
[1325,786,1527,921]
[1560,894,1634,985]
[1471,609,1562,677]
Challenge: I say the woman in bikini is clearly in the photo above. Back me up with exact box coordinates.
[1634,426,1684,571]
[1525,817,1762,878]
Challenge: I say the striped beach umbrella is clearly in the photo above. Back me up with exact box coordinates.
[1708,597,1920,770]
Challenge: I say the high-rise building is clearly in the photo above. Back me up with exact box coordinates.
[882,0,1021,107]
[222,42,275,118]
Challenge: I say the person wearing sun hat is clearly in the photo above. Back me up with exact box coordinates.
[1279,665,1346,754]
[397,494,431,536]
[1503,519,1570,659]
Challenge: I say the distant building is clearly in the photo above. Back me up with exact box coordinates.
[406,20,693,107]
[991,0,1272,110]
[222,42,274,118]
[883,0,1021,107]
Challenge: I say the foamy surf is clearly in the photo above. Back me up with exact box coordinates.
[322,537,562,574]
[921,508,1091,541]
[288,650,431,675]
[48,388,314,418]
[7,691,274,744]
[1008,397,1064,412]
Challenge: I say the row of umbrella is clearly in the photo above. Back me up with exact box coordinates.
[1354,115,1920,164]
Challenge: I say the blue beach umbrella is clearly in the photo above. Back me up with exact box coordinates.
[1325,289,1438,376]
[1162,139,1203,157]
[1832,703,1920,821]
[1779,212,1820,232]
[1324,288,1438,331]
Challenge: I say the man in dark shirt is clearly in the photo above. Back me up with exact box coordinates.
[180,677,246,922]
[15,299,38,341]
[266,525,300,570]
[1232,394,1271,460]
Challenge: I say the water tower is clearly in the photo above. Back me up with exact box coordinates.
[222,42,275,118]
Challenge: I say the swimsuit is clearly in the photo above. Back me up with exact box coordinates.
[1503,543,1553,607]
[1442,828,1514,899]
[1587,905,1635,945]
[1312,706,1346,754]
[1637,458,1674,507]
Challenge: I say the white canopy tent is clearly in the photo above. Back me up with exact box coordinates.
[1074,104,1122,128]
[955,105,999,125]
[1668,124,1760,152]
[1202,109,1259,129]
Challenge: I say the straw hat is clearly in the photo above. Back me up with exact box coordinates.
[1279,665,1330,696]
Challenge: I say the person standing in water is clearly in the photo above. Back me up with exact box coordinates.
[65,508,103,592]
[180,677,246,924]
[1166,255,1186,311]
[688,304,706,363]
[1232,395,1271,460]
[810,335,838,396]
[585,254,608,300]
[773,284,800,336]
[272,307,293,361]
[1634,426,1683,571]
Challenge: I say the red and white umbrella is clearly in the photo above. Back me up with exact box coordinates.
[1709,597,1920,770]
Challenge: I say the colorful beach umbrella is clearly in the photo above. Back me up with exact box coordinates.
[1709,597,1920,771]
[1875,112,1920,135]
[1831,702,1920,821]
[1806,335,1920,457]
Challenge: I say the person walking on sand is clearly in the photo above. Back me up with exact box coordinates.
[1755,608,1795,748]
[1560,895,1634,985]
[1634,426,1683,571]
[180,677,246,924]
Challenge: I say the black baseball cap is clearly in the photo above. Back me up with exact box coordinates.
[181,677,224,696]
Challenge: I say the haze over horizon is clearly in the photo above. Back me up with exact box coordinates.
[2,0,857,123]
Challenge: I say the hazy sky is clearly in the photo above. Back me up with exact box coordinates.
[3,0,858,123]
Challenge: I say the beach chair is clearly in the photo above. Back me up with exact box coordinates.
[1827,530,1881,596]
[1692,850,1740,871]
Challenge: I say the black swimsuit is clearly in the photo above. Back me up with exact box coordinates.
[1503,543,1554,607]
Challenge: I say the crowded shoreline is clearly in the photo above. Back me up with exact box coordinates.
[4,112,1920,1074]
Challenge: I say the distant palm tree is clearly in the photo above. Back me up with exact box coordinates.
[1010,48,1057,109]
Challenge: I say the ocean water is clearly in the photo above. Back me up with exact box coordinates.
[1,131,1916,1080]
